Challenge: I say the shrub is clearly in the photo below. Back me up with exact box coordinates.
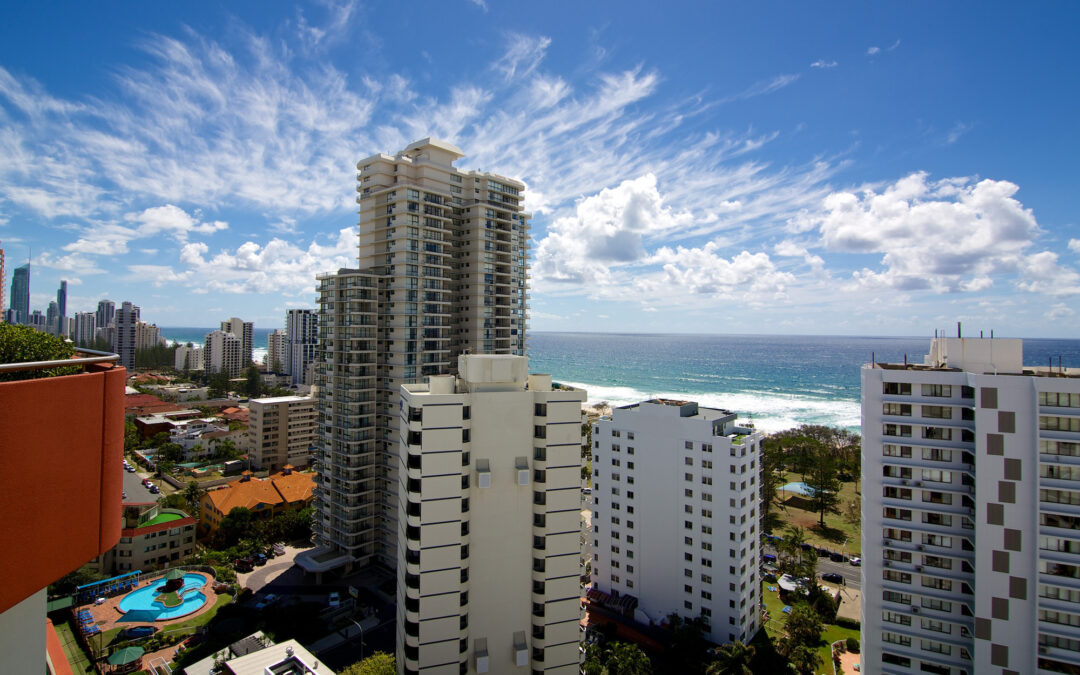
[0,324,79,381]
[846,637,860,653]
[833,616,861,630]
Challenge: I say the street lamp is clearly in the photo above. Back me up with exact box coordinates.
[349,618,365,661]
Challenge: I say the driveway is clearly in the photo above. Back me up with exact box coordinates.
[238,546,307,592]
[123,466,158,503]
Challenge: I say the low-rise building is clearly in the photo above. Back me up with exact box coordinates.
[248,396,316,473]
[199,469,316,538]
[183,632,334,675]
[89,504,198,574]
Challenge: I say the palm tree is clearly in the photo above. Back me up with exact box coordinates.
[706,640,755,675]
[184,480,205,517]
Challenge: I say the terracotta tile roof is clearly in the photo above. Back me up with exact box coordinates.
[125,393,185,416]
[205,479,283,515]
[270,471,316,504]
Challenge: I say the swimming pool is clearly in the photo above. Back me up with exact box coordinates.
[780,481,819,497]
[117,573,209,621]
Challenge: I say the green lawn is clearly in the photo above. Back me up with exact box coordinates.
[53,619,98,673]
[759,581,860,672]
[773,472,862,557]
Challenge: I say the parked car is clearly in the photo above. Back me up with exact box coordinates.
[328,592,341,608]
[272,544,286,556]
[849,557,861,566]
[142,479,152,487]
[122,491,127,500]
[234,558,254,572]
[762,553,777,563]
[254,554,267,566]
[830,553,846,562]
[822,572,844,584]
[255,593,278,610]
[149,485,160,494]
[126,465,136,472]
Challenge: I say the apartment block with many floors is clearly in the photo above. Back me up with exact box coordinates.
[590,399,764,646]
[113,301,139,370]
[300,139,532,579]
[248,395,317,472]
[396,355,586,675]
[221,317,254,368]
[861,335,1080,675]
[205,328,243,378]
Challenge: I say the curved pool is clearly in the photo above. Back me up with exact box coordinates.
[117,573,209,621]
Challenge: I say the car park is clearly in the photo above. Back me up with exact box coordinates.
[849,557,861,566]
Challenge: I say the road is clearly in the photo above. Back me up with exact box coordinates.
[122,466,159,503]
[762,542,862,590]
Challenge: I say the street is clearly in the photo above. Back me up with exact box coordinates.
[762,542,862,590]
[122,466,159,503]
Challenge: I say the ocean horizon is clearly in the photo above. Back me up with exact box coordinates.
[159,327,1080,434]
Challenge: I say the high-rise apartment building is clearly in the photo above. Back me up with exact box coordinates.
[861,336,1080,675]
[395,355,586,675]
[248,396,317,472]
[285,308,318,385]
[45,301,60,337]
[268,329,287,373]
[175,344,204,372]
[590,399,764,646]
[135,321,162,351]
[10,263,29,325]
[0,242,5,320]
[301,139,532,577]
[221,317,254,368]
[96,299,115,330]
[205,329,242,378]
[56,280,67,337]
[73,312,96,346]
[112,302,139,370]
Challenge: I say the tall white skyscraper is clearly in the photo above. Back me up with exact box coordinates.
[220,317,254,368]
[204,329,242,378]
[285,308,317,385]
[267,329,287,373]
[861,335,1080,674]
[396,355,586,675]
[590,399,764,646]
[300,139,532,577]
[73,312,96,346]
[112,301,139,370]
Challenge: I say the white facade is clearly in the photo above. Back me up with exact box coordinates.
[267,329,287,373]
[220,317,254,368]
[175,344,204,372]
[591,400,764,646]
[396,355,586,675]
[72,312,96,347]
[861,336,1080,675]
[248,396,316,472]
[135,321,162,351]
[205,329,242,378]
[285,308,318,385]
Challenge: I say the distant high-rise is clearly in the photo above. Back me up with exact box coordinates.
[299,139,530,575]
[285,308,317,385]
[73,312,96,346]
[135,321,162,351]
[205,329,242,378]
[174,344,204,372]
[220,317,254,368]
[96,300,115,330]
[27,310,46,331]
[113,302,139,370]
[0,242,5,320]
[56,280,67,337]
[10,263,29,325]
[267,329,287,373]
[45,301,60,337]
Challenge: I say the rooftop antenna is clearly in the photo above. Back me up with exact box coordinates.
[957,321,962,339]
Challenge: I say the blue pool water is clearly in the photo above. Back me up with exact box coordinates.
[780,481,818,497]
[117,573,209,621]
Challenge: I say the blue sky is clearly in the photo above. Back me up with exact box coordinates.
[1,1,1078,336]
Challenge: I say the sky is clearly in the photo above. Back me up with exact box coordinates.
[1,2,1078,337]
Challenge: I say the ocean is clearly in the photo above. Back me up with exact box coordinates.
[160,327,1080,434]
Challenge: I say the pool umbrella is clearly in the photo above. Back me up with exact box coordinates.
[107,646,144,665]
[165,569,184,581]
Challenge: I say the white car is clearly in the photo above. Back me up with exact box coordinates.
[849,557,861,567]
[328,592,341,608]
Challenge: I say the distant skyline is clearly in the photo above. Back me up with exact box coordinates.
[1,2,1078,335]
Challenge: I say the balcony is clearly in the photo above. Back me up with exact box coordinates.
[0,349,125,614]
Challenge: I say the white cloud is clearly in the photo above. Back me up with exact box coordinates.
[647,245,794,296]
[813,172,1079,295]
[467,0,488,11]
[945,122,972,145]
[1069,239,1080,253]
[810,60,838,69]
[867,46,881,55]
[1047,303,1076,320]
[494,33,551,82]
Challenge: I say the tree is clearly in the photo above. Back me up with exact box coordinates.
[49,564,107,595]
[777,640,821,675]
[660,614,707,673]
[212,438,242,462]
[244,364,262,398]
[340,652,395,675]
[184,480,205,517]
[803,443,842,527]
[605,642,652,675]
[784,603,823,649]
[217,506,254,548]
[208,371,231,399]
[706,641,756,675]
[760,437,787,532]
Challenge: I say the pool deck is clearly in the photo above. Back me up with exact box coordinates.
[78,572,220,636]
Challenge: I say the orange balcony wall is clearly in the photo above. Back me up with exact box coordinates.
[0,363,125,613]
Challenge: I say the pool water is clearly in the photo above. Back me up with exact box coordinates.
[117,573,209,621]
